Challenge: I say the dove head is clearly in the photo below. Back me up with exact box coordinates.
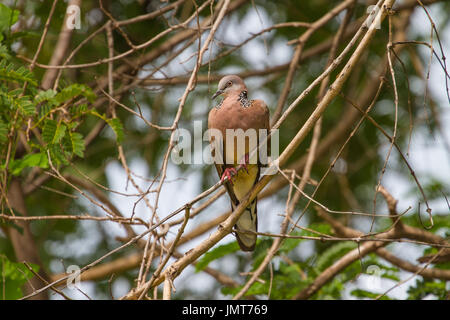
[211,75,247,100]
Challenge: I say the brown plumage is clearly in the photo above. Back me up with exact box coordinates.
[208,75,270,251]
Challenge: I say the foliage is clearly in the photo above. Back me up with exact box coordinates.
[0,46,125,171]
[0,3,19,42]
[0,0,448,300]
[0,255,39,299]
[407,279,448,300]
[351,289,392,300]
[195,241,240,272]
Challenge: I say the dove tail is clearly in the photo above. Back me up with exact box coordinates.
[232,198,258,251]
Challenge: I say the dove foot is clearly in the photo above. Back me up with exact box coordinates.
[221,167,238,184]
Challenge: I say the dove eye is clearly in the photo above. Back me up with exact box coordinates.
[227,81,232,87]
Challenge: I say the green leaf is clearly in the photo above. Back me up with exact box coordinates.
[271,262,309,299]
[43,119,84,161]
[0,255,39,300]
[0,119,7,143]
[49,144,68,165]
[0,44,11,60]
[221,285,241,297]
[0,60,36,85]
[407,279,447,300]
[252,237,274,270]
[305,223,333,236]
[315,241,357,272]
[279,231,304,253]
[16,96,35,115]
[251,224,333,272]
[69,131,85,158]
[72,103,88,116]
[351,289,393,300]
[0,90,35,115]
[9,152,49,175]
[53,123,67,144]
[8,30,40,41]
[106,117,124,143]
[0,3,19,33]
[42,119,57,144]
[195,242,240,272]
[35,89,57,104]
[88,110,105,120]
[89,111,124,143]
[222,280,268,298]
[42,119,67,145]
[62,131,85,158]
[221,260,309,299]
[54,84,96,104]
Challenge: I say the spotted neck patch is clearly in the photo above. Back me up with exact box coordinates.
[215,99,223,109]
[238,90,252,108]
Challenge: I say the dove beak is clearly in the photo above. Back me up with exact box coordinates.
[211,89,224,100]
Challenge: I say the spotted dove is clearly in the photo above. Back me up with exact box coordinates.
[208,75,270,251]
